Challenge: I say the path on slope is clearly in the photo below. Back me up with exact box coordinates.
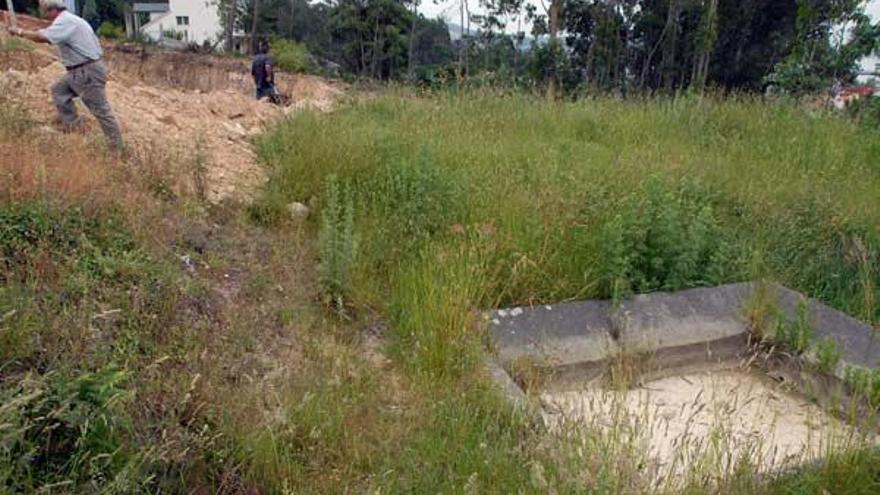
[1,16,344,202]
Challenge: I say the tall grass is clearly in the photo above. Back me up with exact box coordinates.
[255,90,880,491]
[258,91,879,336]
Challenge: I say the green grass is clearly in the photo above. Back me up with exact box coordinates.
[0,202,178,492]
[4,87,879,492]
[254,90,880,492]
[257,91,879,360]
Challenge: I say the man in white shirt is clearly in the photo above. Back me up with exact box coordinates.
[7,0,124,151]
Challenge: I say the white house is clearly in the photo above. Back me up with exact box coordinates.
[135,1,223,47]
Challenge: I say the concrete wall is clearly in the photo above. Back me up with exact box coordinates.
[488,282,880,389]
[141,0,222,46]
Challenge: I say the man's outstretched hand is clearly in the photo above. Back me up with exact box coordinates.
[6,25,49,43]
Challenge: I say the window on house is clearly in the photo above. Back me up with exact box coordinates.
[176,16,189,26]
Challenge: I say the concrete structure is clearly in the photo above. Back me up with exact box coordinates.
[136,0,222,47]
[487,282,880,390]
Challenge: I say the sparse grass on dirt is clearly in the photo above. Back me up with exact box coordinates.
[254,90,880,492]
[0,102,332,492]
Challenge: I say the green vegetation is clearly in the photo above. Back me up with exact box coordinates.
[849,97,880,128]
[318,175,358,310]
[0,202,178,491]
[270,37,312,74]
[777,300,815,355]
[97,21,124,40]
[845,365,880,408]
[252,91,880,491]
[3,78,880,490]
[816,337,843,374]
[258,92,880,325]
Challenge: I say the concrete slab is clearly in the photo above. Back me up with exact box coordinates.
[482,355,540,418]
[616,283,752,357]
[775,286,880,369]
[487,300,618,368]
[487,282,880,392]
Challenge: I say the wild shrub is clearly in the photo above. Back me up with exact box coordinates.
[319,175,357,311]
[0,367,141,492]
[776,300,814,355]
[0,203,150,287]
[0,202,175,368]
[376,151,466,240]
[844,365,880,408]
[599,177,731,299]
[97,22,124,40]
[270,38,312,74]
[742,278,783,340]
[847,96,880,128]
[815,338,842,373]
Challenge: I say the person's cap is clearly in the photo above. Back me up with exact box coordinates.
[40,0,66,10]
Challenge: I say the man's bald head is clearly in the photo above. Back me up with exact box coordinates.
[40,0,66,20]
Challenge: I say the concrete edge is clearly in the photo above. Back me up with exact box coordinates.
[484,282,879,417]
[482,354,545,427]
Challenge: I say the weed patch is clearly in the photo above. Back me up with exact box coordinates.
[0,368,143,493]
[319,175,358,311]
[255,91,880,491]
[599,177,734,301]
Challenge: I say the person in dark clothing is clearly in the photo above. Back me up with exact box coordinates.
[251,44,276,100]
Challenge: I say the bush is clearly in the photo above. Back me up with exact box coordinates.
[270,38,311,74]
[375,151,466,240]
[318,175,357,311]
[599,177,732,300]
[0,203,149,286]
[97,21,124,40]
[844,365,880,407]
[816,338,842,373]
[764,59,827,96]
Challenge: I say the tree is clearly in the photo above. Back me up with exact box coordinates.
[329,0,413,79]
[690,0,718,91]
[767,0,880,94]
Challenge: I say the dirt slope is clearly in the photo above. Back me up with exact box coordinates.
[1,17,344,202]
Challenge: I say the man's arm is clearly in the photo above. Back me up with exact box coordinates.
[7,26,51,44]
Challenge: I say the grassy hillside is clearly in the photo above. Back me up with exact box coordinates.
[257,91,879,355]
[3,86,880,493]
[253,91,880,492]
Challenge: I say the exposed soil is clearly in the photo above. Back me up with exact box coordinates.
[0,17,344,202]
[542,369,868,480]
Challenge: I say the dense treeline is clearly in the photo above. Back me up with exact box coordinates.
[219,0,880,92]
[5,0,878,93]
